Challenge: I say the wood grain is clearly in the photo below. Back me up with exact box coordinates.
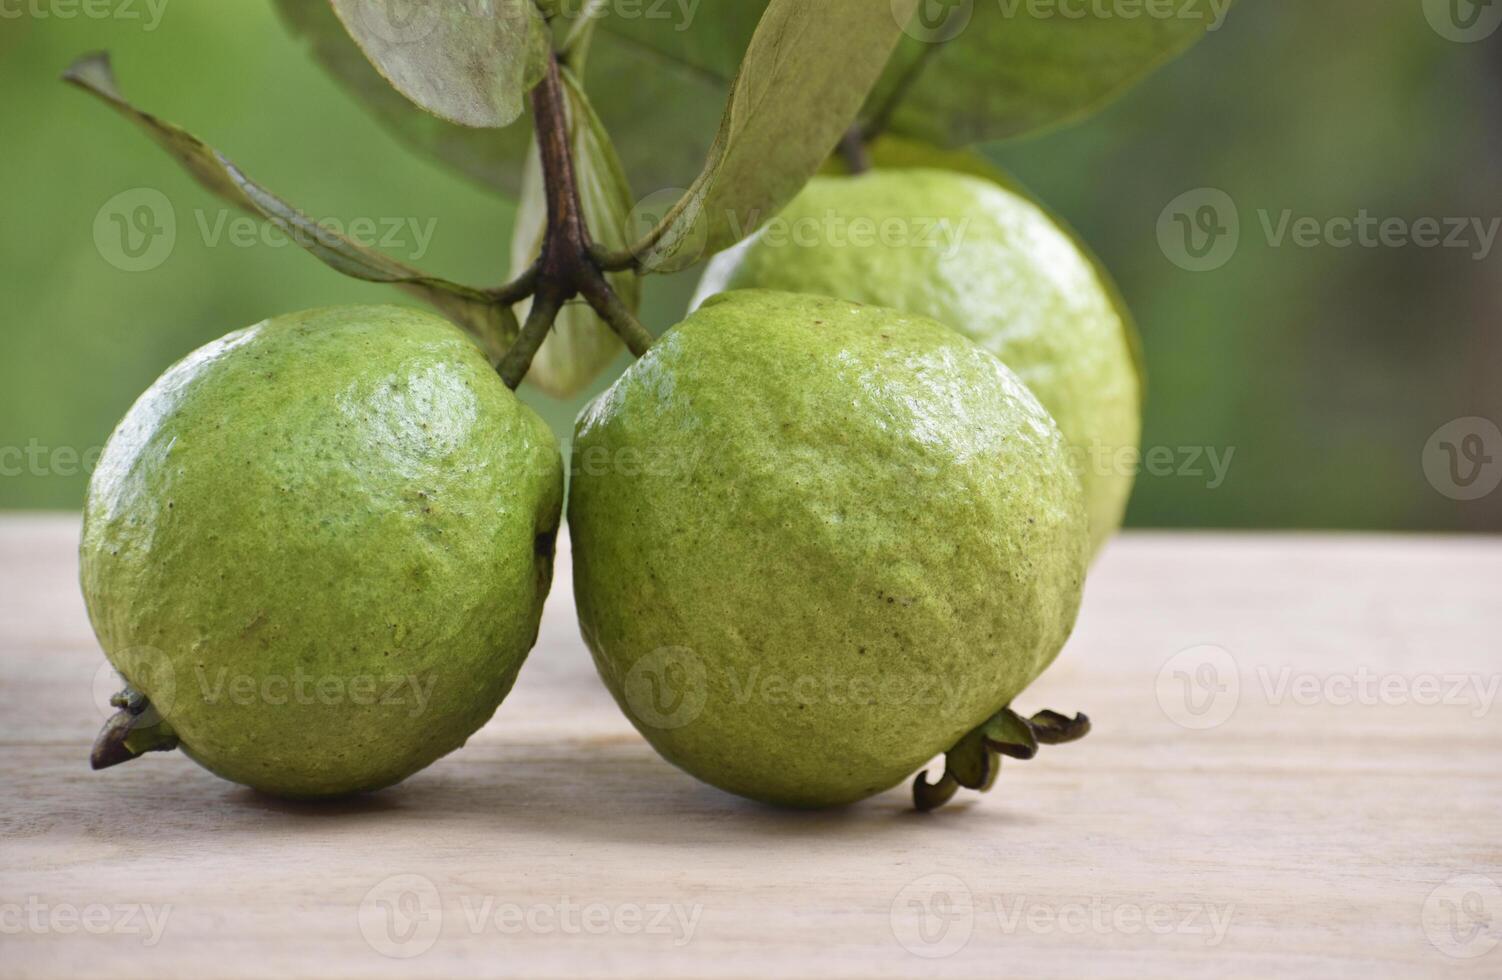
[1,515,1499,978]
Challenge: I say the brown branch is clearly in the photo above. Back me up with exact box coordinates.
[589,243,641,274]
[578,274,653,357]
[487,261,540,305]
[838,127,872,175]
[495,51,653,384]
[862,40,947,144]
[499,289,564,389]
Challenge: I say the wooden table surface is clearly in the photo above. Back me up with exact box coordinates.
[2,515,1499,978]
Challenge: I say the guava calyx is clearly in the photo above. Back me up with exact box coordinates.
[90,685,179,771]
[913,707,1091,812]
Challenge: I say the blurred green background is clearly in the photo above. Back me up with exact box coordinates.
[2,1,1498,530]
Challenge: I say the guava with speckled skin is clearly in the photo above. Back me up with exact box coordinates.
[693,169,1142,558]
[81,306,563,798]
[568,290,1088,808]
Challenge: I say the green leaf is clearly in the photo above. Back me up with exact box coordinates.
[573,32,728,204]
[508,69,638,398]
[280,1,1223,211]
[1029,710,1092,745]
[275,0,728,200]
[913,769,960,812]
[625,0,922,274]
[274,1,779,207]
[62,52,515,361]
[945,729,999,791]
[981,707,1038,760]
[328,0,550,128]
[912,701,1093,811]
[274,0,535,197]
[866,0,1232,145]
[90,685,179,770]
[549,2,762,82]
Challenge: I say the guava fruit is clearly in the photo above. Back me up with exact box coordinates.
[81,305,563,798]
[692,168,1143,558]
[568,289,1089,808]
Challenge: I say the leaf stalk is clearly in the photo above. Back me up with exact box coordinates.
[497,51,653,386]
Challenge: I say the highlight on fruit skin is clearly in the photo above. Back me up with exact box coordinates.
[81,305,564,798]
[693,166,1143,560]
[567,288,1092,810]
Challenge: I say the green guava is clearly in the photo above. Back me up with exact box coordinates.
[568,289,1088,808]
[81,305,564,798]
[692,168,1143,558]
